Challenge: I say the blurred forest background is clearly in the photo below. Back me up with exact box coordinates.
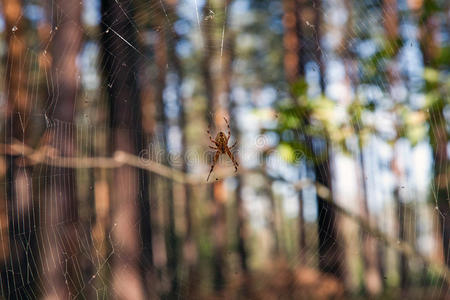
[0,0,448,299]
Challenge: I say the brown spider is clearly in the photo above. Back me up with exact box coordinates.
[206,117,239,181]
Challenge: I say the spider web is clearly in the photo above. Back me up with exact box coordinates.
[0,0,448,299]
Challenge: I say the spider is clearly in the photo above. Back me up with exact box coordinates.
[206,117,239,181]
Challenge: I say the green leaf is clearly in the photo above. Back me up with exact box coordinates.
[424,67,439,84]
[290,79,308,97]
[278,143,297,163]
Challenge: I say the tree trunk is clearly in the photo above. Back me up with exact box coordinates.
[358,141,383,295]
[154,23,179,297]
[314,147,345,279]
[201,0,233,292]
[419,12,449,270]
[0,0,37,298]
[165,3,199,295]
[298,191,306,264]
[100,0,149,298]
[311,0,345,280]
[384,0,410,292]
[37,0,83,298]
[283,0,305,83]
[282,0,346,280]
[179,63,198,298]
[340,0,383,292]
[267,180,280,258]
[222,19,248,274]
[156,21,179,297]
[415,0,448,291]
[142,28,169,297]
[232,108,248,274]
[283,0,308,265]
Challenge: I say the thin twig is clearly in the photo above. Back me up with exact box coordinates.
[292,179,450,284]
[2,141,449,282]
[0,142,243,185]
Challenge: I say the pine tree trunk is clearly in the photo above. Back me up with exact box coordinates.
[0,0,37,297]
[311,1,346,281]
[143,28,169,297]
[340,0,383,292]
[383,0,409,292]
[282,0,346,280]
[298,191,306,264]
[416,1,449,292]
[155,22,179,297]
[359,141,382,294]
[100,1,148,298]
[283,0,307,265]
[164,2,198,295]
[201,0,233,292]
[37,0,83,298]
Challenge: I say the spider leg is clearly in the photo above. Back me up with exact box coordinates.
[225,147,239,172]
[207,151,221,181]
[229,140,239,165]
[229,140,238,150]
[224,117,231,139]
[207,126,219,146]
[209,146,218,150]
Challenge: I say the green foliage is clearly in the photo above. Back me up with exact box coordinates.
[399,106,428,146]
[290,80,308,98]
[270,79,341,163]
[356,23,446,148]
[423,66,450,148]
[423,67,449,111]
[420,0,441,24]
[435,46,450,66]
[278,142,302,163]
[273,71,435,162]
[361,37,403,84]
[347,99,374,147]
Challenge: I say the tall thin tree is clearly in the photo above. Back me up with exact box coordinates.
[0,0,37,298]
[100,0,149,298]
[282,0,308,263]
[164,1,199,295]
[417,0,449,271]
[383,0,409,292]
[39,0,83,298]
[201,0,233,291]
[282,0,346,279]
